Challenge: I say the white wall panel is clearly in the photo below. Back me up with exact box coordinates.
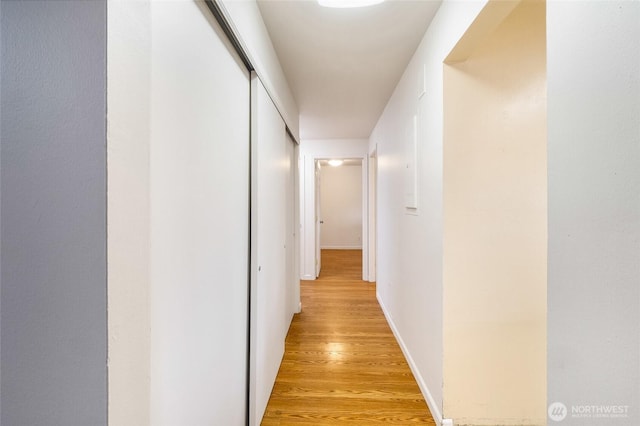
[547,2,640,424]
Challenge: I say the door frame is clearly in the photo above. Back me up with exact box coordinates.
[368,148,377,282]
[300,149,369,281]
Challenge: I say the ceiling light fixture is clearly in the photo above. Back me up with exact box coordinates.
[328,159,344,167]
[318,0,384,8]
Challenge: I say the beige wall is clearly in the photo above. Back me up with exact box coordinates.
[443,1,547,424]
[320,163,363,249]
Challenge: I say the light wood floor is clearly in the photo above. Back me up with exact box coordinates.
[261,249,435,425]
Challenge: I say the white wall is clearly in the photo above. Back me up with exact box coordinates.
[250,75,297,425]
[149,1,250,424]
[369,1,486,423]
[547,2,640,425]
[107,1,151,424]
[320,164,363,249]
[299,139,369,280]
[219,0,300,141]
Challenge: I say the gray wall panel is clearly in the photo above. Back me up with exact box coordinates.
[1,1,107,424]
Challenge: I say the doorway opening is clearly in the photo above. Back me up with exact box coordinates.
[314,158,363,280]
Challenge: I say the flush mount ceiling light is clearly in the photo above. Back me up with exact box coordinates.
[318,0,384,8]
[328,159,344,167]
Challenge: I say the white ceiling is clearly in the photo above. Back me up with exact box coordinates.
[257,0,442,140]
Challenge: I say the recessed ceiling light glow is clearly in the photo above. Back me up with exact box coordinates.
[328,159,344,167]
[318,0,384,8]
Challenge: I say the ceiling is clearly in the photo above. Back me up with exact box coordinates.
[257,0,442,140]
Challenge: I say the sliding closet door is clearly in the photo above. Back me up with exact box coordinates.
[149,2,249,424]
[250,75,296,425]
[286,135,301,318]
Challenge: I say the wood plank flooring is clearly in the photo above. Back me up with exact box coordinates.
[261,249,435,425]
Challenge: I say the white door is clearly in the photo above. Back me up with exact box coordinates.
[286,136,301,315]
[250,74,294,425]
[148,2,250,424]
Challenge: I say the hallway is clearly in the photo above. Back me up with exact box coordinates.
[2,1,638,425]
[262,250,435,424]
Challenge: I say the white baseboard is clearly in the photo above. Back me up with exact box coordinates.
[377,293,448,426]
[300,274,315,280]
